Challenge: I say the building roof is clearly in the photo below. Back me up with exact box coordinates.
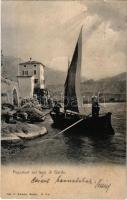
[19,60,45,67]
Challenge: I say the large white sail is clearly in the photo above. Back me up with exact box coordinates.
[64,27,84,114]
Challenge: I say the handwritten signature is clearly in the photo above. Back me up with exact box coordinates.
[31,175,111,193]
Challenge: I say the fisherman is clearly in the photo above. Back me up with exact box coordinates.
[92,96,100,117]
[48,97,54,108]
[53,101,62,114]
[41,92,47,106]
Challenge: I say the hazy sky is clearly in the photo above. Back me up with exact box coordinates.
[2,0,127,79]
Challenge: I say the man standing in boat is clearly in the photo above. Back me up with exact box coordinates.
[52,100,62,114]
[92,96,100,117]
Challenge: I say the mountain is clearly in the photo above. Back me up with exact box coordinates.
[1,55,22,81]
[81,72,126,95]
[1,55,126,96]
[45,67,67,85]
[47,72,126,102]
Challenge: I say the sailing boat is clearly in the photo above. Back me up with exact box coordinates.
[50,28,114,136]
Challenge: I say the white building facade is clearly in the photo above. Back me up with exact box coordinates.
[17,59,45,99]
[17,76,35,99]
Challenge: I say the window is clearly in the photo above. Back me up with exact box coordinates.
[34,70,36,75]
[34,65,36,67]
[1,93,7,97]
[24,65,26,67]
[25,71,28,75]
[22,71,28,75]
[34,79,38,84]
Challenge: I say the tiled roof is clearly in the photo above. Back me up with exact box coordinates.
[19,60,45,67]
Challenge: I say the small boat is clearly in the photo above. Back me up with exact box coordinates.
[50,27,114,136]
[50,111,114,135]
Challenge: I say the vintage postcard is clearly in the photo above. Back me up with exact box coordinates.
[1,0,126,199]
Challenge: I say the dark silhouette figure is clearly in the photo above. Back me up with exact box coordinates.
[92,96,100,117]
[53,101,62,114]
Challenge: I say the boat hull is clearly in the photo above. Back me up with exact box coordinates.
[50,111,115,136]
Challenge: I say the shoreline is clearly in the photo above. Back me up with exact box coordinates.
[1,121,48,143]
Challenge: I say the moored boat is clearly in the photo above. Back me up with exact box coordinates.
[50,27,114,136]
[50,111,114,135]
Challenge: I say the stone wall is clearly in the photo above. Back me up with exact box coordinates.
[1,77,19,105]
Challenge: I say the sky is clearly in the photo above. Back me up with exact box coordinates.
[2,0,127,80]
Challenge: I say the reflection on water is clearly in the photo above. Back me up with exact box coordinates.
[64,134,85,163]
[1,103,126,165]
[63,134,118,164]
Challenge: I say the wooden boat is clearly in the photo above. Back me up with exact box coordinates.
[50,111,114,135]
[50,27,114,136]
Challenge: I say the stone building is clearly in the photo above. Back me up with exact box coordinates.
[17,58,46,99]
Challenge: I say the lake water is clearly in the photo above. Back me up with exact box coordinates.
[1,102,126,165]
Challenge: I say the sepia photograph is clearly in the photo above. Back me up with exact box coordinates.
[1,0,126,199]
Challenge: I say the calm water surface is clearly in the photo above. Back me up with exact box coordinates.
[2,102,126,165]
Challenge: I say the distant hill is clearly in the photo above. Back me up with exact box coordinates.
[45,67,67,85]
[47,72,126,102]
[1,56,22,81]
[81,72,126,95]
[1,55,126,97]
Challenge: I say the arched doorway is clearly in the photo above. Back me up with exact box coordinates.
[13,88,18,106]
